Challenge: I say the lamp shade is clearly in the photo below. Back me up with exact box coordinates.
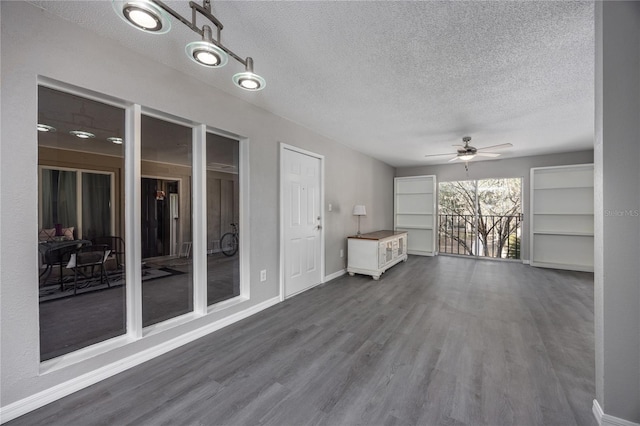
[353,205,367,216]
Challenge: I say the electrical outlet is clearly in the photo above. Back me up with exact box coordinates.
[340,249,344,258]
[328,203,333,212]
[260,269,267,282]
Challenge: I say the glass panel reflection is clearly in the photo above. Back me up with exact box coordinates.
[38,86,126,361]
[206,133,240,305]
[141,115,193,326]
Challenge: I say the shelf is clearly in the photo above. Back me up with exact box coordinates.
[396,226,433,230]
[530,260,594,273]
[534,185,594,190]
[396,191,433,195]
[533,231,594,237]
[533,212,594,216]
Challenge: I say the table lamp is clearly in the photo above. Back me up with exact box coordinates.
[353,205,366,236]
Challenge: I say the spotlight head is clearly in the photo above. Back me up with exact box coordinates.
[233,57,266,91]
[186,26,228,68]
[113,0,171,34]
[232,73,263,90]
[186,43,228,68]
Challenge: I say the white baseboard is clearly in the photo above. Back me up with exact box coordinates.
[593,399,640,426]
[522,259,530,265]
[324,268,346,282]
[0,296,281,424]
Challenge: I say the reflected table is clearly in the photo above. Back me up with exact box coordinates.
[39,239,92,290]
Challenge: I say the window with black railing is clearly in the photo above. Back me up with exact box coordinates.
[438,178,522,259]
[438,213,522,258]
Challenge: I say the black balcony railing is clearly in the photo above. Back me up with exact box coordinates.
[438,214,523,259]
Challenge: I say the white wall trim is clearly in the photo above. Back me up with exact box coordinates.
[522,259,530,265]
[324,268,346,282]
[0,296,280,424]
[593,400,640,426]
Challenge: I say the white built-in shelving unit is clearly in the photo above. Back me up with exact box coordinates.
[394,175,436,256]
[530,164,594,272]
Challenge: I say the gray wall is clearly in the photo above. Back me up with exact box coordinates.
[594,1,640,422]
[396,150,594,261]
[0,2,393,408]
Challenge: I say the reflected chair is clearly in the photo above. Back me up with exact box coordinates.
[92,236,125,269]
[67,244,111,295]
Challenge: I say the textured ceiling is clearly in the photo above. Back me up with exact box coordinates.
[30,0,595,167]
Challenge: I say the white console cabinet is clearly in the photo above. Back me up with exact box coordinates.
[347,230,408,280]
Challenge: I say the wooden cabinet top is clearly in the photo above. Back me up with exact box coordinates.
[348,230,407,241]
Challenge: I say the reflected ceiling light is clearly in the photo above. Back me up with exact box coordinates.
[113,0,171,34]
[69,130,95,139]
[113,0,266,91]
[107,137,124,144]
[186,25,228,68]
[37,124,56,132]
[233,57,266,91]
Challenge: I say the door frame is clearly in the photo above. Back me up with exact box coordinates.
[279,143,325,301]
[141,174,183,258]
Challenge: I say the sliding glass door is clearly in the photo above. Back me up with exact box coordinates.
[438,178,522,259]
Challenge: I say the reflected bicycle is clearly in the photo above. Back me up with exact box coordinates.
[220,223,239,256]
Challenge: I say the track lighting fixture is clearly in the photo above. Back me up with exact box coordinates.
[113,0,266,91]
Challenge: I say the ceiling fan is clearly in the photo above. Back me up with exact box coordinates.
[425,136,513,162]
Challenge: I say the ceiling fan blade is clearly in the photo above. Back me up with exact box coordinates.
[477,143,513,151]
[448,156,460,162]
[424,152,456,158]
[476,152,501,158]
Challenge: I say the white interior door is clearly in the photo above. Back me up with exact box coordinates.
[282,147,322,298]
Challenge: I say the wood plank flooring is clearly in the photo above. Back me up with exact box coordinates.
[11,255,595,426]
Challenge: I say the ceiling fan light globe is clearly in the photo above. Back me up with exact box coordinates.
[459,154,475,161]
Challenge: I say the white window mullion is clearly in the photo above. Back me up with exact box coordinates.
[125,104,143,339]
[192,124,207,315]
[239,138,250,299]
[77,171,83,239]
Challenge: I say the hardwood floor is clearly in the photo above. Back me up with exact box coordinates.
[14,256,595,426]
